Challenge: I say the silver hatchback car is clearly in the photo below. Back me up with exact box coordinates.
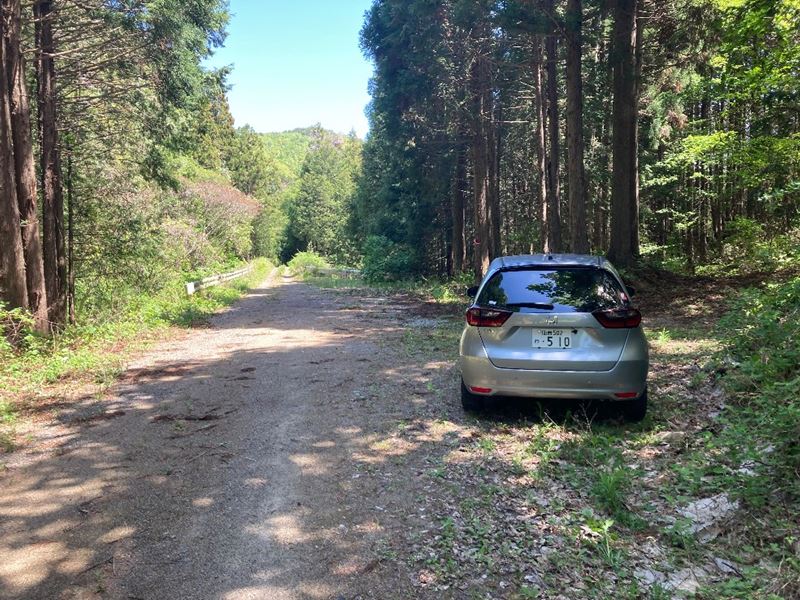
[459,254,649,420]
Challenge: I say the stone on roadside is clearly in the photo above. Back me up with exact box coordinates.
[677,493,739,542]
[665,567,709,593]
[713,557,740,576]
[654,430,688,446]
[634,568,665,587]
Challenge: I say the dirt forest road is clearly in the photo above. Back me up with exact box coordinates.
[2,271,731,600]
[1,272,459,599]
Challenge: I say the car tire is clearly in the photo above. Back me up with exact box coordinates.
[460,381,484,412]
[621,387,648,422]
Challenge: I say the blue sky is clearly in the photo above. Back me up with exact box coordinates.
[206,0,374,137]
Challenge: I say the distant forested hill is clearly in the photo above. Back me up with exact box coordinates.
[256,127,362,265]
[260,129,315,180]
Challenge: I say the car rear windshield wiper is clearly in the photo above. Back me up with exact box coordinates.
[504,302,555,310]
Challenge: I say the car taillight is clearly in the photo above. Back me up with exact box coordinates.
[466,307,512,327]
[592,307,642,329]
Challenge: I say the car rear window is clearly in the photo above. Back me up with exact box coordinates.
[476,268,627,313]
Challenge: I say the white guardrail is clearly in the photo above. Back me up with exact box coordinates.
[185,264,254,295]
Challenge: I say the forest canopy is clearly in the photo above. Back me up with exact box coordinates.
[0,0,360,334]
[354,0,800,279]
[1,0,798,330]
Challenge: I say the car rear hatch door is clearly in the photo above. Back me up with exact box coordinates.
[478,312,628,371]
[474,266,630,372]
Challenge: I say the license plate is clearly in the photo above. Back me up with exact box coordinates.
[532,329,572,349]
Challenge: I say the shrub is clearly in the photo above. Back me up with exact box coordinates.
[716,276,800,501]
[287,250,330,273]
[0,303,36,357]
[720,277,800,387]
[361,235,418,282]
[720,218,800,273]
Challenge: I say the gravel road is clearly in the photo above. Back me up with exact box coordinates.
[0,273,453,599]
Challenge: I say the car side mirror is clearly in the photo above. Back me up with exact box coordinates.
[466,285,479,298]
[626,285,637,297]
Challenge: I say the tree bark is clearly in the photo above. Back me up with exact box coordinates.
[490,98,502,257]
[544,0,562,253]
[5,0,47,330]
[629,0,642,257]
[532,38,548,253]
[471,48,492,278]
[608,0,638,266]
[698,97,709,262]
[35,0,67,326]
[565,0,589,254]
[66,149,75,323]
[0,2,27,310]
[451,145,466,273]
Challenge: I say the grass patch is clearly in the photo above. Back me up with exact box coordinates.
[0,400,18,453]
[303,271,473,306]
[591,468,629,518]
[0,400,18,426]
[0,258,272,407]
[302,274,364,290]
[400,322,462,358]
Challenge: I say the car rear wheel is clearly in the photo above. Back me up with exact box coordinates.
[620,387,648,422]
[460,381,484,412]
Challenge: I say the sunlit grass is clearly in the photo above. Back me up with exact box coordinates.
[303,272,472,306]
[0,258,272,398]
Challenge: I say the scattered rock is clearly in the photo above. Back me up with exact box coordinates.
[654,430,688,446]
[714,557,741,576]
[634,568,665,586]
[638,538,668,561]
[678,493,739,542]
[665,567,709,593]
[524,571,545,587]
[737,460,758,476]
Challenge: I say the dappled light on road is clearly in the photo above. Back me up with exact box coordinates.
[0,274,467,598]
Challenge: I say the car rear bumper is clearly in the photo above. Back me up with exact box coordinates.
[459,327,648,401]
[460,354,647,400]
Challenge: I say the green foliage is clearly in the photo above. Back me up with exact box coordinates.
[356,1,464,277]
[720,277,800,389]
[0,259,271,395]
[643,0,800,270]
[71,170,260,321]
[251,206,287,261]
[361,235,419,282]
[591,469,630,519]
[287,251,330,273]
[0,303,37,358]
[226,126,282,198]
[260,129,314,179]
[718,220,800,275]
[671,277,800,517]
[283,128,362,265]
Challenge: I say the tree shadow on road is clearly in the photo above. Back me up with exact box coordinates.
[0,278,672,600]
